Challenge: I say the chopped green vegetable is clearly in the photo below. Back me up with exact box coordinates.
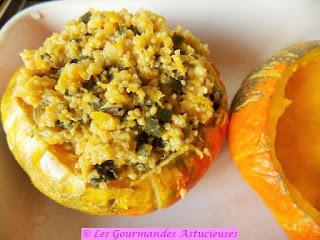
[167,77,183,94]
[40,53,51,62]
[136,131,148,143]
[172,33,184,49]
[154,53,161,66]
[153,137,165,148]
[118,66,130,71]
[73,38,82,43]
[210,88,221,110]
[156,108,172,123]
[90,100,102,110]
[55,120,65,129]
[213,102,220,110]
[54,69,62,79]
[101,107,126,116]
[107,68,116,81]
[99,70,109,82]
[145,97,153,107]
[93,160,118,183]
[64,89,70,96]
[70,59,78,64]
[135,131,149,151]
[33,103,45,125]
[143,117,162,137]
[82,76,96,90]
[90,177,102,188]
[129,25,140,35]
[118,26,127,35]
[79,11,92,24]
[70,56,93,64]
[55,120,74,129]
[184,124,192,137]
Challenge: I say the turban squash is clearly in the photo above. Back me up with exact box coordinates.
[1,67,227,215]
[229,41,320,239]
[0,9,228,215]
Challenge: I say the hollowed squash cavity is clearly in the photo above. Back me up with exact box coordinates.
[230,42,320,237]
[268,51,320,224]
[276,58,320,212]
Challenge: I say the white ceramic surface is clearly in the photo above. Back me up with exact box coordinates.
[1,0,319,239]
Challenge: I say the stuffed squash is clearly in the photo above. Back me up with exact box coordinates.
[0,9,227,215]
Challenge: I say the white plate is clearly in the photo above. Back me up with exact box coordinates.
[2,0,318,239]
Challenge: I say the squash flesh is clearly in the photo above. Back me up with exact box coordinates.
[276,58,320,211]
[267,51,320,224]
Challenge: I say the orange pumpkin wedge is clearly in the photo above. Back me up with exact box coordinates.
[229,41,320,239]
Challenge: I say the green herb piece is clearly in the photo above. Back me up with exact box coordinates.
[118,26,127,35]
[40,53,51,61]
[107,69,115,81]
[55,120,65,129]
[70,56,93,64]
[90,100,102,110]
[129,25,140,35]
[172,33,184,49]
[93,160,118,183]
[99,70,109,82]
[213,102,220,110]
[155,108,172,123]
[145,97,153,107]
[153,137,164,148]
[119,66,130,71]
[101,107,126,116]
[82,76,96,90]
[99,74,107,82]
[33,103,45,125]
[184,124,192,137]
[90,177,101,188]
[70,59,78,64]
[54,69,62,79]
[135,131,148,151]
[154,53,160,62]
[64,89,70,96]
[73,38,82,43]
[79,11,92,24]
[210,88,221,110]
[167,77,183,94]
[143,117,162,138]
[56,120,74,129]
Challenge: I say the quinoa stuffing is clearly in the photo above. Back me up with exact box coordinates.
[15,9,224,188]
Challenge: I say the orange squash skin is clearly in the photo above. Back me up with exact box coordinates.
[1,62,228,216]
[229,42,320,239]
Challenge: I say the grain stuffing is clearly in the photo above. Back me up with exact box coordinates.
[15,8,224,188]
